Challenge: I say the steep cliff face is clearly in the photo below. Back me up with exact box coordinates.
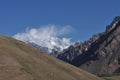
[56,33,102,63]
[73,16,120,76]
[55,16,120,76]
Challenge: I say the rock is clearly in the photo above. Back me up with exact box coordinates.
[54,32,103,63]
[72,16,120,76]
[53,16,120,76]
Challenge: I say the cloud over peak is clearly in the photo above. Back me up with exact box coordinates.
[13,24,73,53]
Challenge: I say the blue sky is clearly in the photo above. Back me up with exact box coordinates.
[0,0,120,41]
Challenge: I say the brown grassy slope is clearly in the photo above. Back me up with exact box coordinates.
[0,35,103,80]
[103,75,120,80]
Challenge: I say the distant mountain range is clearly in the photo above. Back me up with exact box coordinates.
[28,16,120,77]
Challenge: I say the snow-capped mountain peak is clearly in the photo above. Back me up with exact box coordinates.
[13,25,72,53]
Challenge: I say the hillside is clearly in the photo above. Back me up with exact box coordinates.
[103,75,120,80]
[0,35,103,80]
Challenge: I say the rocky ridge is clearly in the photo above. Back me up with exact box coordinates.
[54,16,120,76]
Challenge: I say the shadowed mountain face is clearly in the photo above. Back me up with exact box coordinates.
[55,16,120,76]
[56,33,103,62]
[0,36,103,80]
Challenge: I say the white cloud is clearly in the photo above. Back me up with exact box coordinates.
[13,24,73,53]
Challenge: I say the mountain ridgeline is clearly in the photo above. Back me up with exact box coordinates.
[53,16,120,76]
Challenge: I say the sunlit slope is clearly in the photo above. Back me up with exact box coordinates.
[0,35,103,80]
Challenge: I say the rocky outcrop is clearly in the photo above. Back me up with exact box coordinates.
[55,33,103,63]
[55,16,120,76]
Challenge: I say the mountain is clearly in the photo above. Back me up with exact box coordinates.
[55,33,103,62]
[13,27,72,54]
[54,16,120,76]
[27,37,71,54]
[0,35,103,80]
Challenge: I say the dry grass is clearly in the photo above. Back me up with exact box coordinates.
[0,35,103,80]
[103,74,120,80]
